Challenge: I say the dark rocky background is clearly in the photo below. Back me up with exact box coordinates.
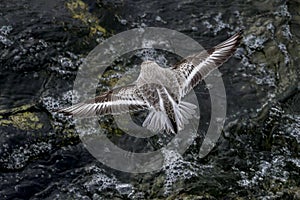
[0,0,299,199]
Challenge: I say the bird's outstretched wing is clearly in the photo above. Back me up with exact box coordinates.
[59,85,149,117]
[173,32,242,97]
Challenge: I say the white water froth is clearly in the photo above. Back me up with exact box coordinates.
[162,149,198,196]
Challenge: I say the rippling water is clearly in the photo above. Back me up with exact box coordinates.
[0,0,299,199]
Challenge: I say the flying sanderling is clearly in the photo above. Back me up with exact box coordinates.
[59,32,242,134]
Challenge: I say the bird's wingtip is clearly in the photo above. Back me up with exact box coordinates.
[233,29,244,41]
[55,107,73,116]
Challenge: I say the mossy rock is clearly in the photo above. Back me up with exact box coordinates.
[66,0,107,36]
[0,104,43,131]
[0,112,43,131]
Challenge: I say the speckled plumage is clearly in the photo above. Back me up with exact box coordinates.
[60,32,242,133]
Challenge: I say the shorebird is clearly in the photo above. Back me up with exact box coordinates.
[59,32,242,134]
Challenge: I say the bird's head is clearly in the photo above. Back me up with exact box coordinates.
[139,60,162,80]
[141,60,156,67]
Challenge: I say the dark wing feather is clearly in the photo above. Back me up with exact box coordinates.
[173,32,242,97]
[59,85,148,117]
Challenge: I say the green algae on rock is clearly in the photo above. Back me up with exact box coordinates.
[66,0,107,36]
[0,112,43,131]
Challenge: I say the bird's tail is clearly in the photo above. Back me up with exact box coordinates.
[142,101,198,134]
[142,110,175,133]
[174,101,198,131]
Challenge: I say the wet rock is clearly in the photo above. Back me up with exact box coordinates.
[0,0,300,199]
